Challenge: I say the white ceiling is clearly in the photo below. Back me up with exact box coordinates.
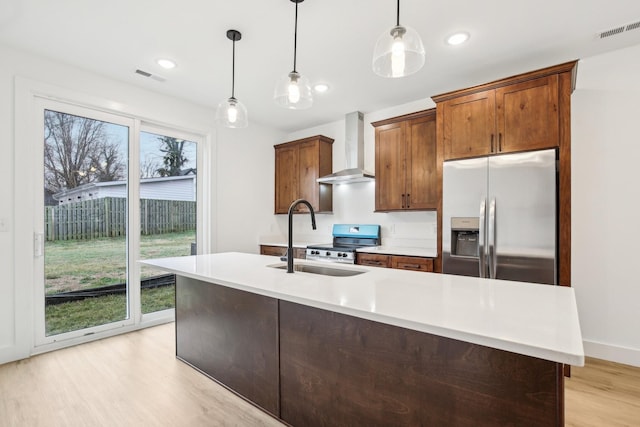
[2,0,640,132]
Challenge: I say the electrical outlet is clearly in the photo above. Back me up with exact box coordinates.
[0,217,8,232]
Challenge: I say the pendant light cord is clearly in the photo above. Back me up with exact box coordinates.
[293,1,298,72]
[396,0,400,26]
[231,38,236,99]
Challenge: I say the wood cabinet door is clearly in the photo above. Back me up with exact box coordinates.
[375,123,406,211]
[274,145,298,214]
[296,141,318,213]
[496,74,559,153]
[406,116,438,210]
[442,90,496,160]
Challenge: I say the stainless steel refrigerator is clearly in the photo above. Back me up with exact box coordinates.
[442,149,557,285]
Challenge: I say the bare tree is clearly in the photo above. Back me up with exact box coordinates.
[140,157,161,179]
[89,140,125,182]
[157,136,188,177]
[44,110,126,192]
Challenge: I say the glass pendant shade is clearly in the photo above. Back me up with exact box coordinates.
[274,0,313,110]
[216,96,248,128]
[216,29,248,128]
[274,71,313,109]
[373,24,425,78]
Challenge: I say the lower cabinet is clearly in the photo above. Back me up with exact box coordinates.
[260,245,306,259]
[356,253,434,272]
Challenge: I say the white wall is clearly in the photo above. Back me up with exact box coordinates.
[214,125,285,253]
[572,43,640,366]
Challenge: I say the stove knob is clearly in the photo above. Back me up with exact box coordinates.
[339,253,345,257]
[326,251,331,256]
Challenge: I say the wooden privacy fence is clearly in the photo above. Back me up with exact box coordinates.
[45,197,196,241]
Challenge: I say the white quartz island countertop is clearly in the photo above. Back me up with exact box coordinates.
[141,252,584,366]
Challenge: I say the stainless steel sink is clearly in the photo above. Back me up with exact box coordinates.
[268,263,366,277]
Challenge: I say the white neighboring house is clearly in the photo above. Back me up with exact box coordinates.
[53,174,196,205]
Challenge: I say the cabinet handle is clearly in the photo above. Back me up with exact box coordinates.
[490,134,495,153]
[407,194,410,208]
[402,194,406,208]
[498,133,503,152]
[403,264,422,269]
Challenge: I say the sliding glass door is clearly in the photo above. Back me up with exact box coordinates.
[34,99,203,345]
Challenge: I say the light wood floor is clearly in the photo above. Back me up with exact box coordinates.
[1,323,638,427]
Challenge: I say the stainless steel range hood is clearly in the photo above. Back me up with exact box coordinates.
[317,111,374,184]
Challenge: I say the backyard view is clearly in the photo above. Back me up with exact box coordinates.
[45,231,194,335]
[43,108,197,336]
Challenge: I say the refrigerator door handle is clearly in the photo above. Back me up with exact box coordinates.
[479,199,487,278]
[488,198,497,279]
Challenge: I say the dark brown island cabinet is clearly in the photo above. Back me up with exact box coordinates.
[176,276,566,427]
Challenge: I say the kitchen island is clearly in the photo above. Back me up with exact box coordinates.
[142,252,583,426]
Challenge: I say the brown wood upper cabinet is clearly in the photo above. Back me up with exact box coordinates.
[372,109,437,211]
[436,73,562,160]
[274,135,334,214]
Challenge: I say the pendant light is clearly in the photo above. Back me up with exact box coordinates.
[274,0,313,109]
[216,29,248,128]
[372,0,425,78]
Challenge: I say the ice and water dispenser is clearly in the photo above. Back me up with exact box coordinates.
[450,217,480,258]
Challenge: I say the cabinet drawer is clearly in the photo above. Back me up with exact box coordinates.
[356,253,390,268]
[390,256,433,272]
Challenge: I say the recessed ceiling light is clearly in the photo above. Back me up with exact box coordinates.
[157,58,177,69]
[313,83,330,93]
[446,32,470,46]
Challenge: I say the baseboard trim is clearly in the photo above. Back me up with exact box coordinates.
[583,340,640,367]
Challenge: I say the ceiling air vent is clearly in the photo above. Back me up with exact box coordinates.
[598,20,640,39]
[626,21,640,31]
[134,69,166,82]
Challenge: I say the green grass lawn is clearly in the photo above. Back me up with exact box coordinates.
[44,230,194,336]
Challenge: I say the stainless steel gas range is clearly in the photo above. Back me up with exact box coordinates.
[306,224,380,264]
